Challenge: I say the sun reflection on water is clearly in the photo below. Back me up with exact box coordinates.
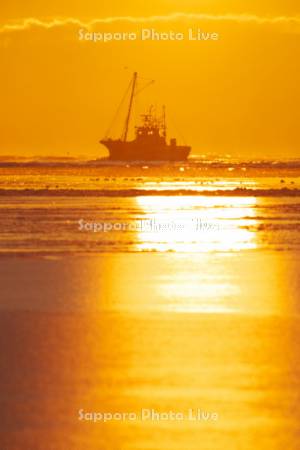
[135,196,258,253]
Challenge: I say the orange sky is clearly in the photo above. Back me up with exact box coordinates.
[0,0,299,159]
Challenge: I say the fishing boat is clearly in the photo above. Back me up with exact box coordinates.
[100,72,191,161]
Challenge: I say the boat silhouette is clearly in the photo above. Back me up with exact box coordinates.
[100,72,191,161]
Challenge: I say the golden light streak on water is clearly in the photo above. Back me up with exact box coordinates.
[135,196,258,253]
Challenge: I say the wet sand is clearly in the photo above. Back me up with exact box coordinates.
[0,253,300,450]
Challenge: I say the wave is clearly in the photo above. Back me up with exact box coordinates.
[1,158,300,169]
[1,188,300,197]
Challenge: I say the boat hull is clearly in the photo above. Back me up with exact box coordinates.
[101,140,191,161]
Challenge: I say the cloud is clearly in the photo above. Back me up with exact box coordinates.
[1,13,300,34]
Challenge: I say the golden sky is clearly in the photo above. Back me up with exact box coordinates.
[1,0,299,159]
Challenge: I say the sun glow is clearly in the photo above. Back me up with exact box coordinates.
[135,195,258,253]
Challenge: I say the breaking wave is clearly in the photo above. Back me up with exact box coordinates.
[1,188,300,197]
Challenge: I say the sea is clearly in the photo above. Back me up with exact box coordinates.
[0,158,299,449]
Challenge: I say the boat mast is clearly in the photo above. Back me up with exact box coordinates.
[122,72,137,142]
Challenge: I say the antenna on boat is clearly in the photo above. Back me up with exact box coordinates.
[162,105,167,139]
[122,72,138,142]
